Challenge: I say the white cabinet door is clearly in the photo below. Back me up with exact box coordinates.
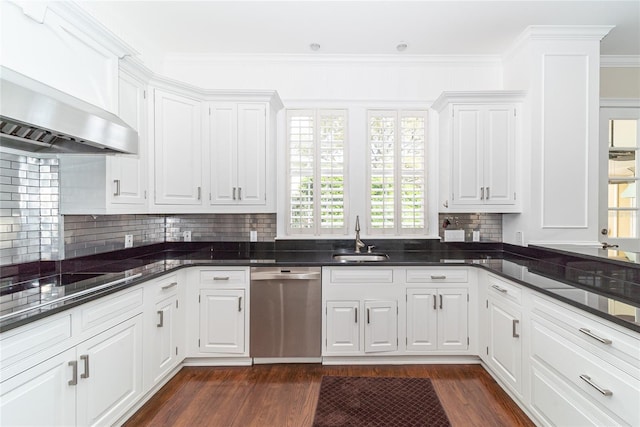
[150,295,179,385]
[0,348,76,427]
[488,297,522,394]
[437,288,469,351]
[154,89,202,205]
[76,315,143,427]
[236,103,266,205]
[406,289,438,351]
[209,103,266,206]
[364,300,398,353]
[198,289,245,354]
[325,301,360,354]
[483,106,516,205]
[210,103,237,204]
[110,71,147,206]
[452,106,484,205]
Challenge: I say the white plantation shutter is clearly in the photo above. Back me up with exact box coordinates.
[368,110,427,234]
[287,109,347,235]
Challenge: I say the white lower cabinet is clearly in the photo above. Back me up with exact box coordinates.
[325,301,360,354]
[364,300,398,353]
[0,315,143,427]
[0,348,77,426]
[185,267,250,359]
[199,289,246,354]
[406,288,468,352]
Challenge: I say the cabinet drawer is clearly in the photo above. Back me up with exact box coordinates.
[149,274,179,300]
[200,269,247,285]
[487,275,521,305]
[81,288,143,333]
[328,268,394,284]
[532,295,640,372]
[0,314,72,369]
[531,317,640,426]
[406,268,468,283]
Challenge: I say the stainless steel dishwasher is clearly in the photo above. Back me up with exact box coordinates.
[250,267,321,363]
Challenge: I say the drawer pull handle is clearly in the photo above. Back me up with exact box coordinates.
[579,328,612,345]
[430,275,446,280]
[213,276,230,281]
[491,285,508,293]
[433,295,437,310]
[80,355,89,379]
[512,319,520,338]
[68,361,78,386]
[161,282,178,290]
[579,374,613,396]
[157,310,164,327]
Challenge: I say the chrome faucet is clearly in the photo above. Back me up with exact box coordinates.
[354,215,365,253]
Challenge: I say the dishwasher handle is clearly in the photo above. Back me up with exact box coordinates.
[251,271,321,281]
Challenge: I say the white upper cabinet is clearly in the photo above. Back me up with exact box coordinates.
[433,91,525,213]
[153,89,203,205]
[59,66,148,214]
[209,103,266,206]
[0,1,135,112]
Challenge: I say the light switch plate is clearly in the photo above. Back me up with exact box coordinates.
[250,230,257,242]
[124,234,133,248]
[444,229,465,242]
[183,231,191,242]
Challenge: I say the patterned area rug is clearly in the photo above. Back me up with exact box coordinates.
[312,376,451,427]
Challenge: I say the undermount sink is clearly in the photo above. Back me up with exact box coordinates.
[332,253,389,262]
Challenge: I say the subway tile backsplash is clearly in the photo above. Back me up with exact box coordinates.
[165,214,276,242]
[438,213,502,242]
[0,152,60,265]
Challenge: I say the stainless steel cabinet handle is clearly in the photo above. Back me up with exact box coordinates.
[433,295,437,310]
[579,374,613,396]
[157,310,164,327]
[481,187,485,200]
[491,284,508,293]
[579,328,612,345]
[439,294,443,309]
[238,187,242,200]
[486,187,490,200]
[213,276,230,281]
[233,187,236,200]
[354,307,358,323]
[238,296,242,312]
[113,179,121,196]
[68,361,78,386]
[80,355,89,379]
[367,308,370,324]
[430,275,446,280]
[161,282,178,290]
[512,319,520,338]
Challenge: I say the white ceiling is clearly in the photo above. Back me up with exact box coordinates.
[79,1,640,57]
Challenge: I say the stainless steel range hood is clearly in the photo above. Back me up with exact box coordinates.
[0,67,138,154]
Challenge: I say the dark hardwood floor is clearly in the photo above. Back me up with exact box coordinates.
[124,364,535,427]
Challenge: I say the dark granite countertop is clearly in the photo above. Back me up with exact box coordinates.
[1,240,639,333]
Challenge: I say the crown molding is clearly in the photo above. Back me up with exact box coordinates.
[600,55,640,68]
[162,53,503,67]
[504,25,615,61]
[431,90,527,112]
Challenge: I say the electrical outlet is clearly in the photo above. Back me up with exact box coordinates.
[515,231,524,246]
[124,234,133,248]
[250,230,257,242]
[183,231,191,242]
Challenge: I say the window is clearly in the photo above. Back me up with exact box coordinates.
[367,110,427,235]
[606,117,638,240]
[286,109,347,235]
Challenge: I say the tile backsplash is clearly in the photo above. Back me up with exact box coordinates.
[0,152,60,265]
[438,213,502,242]
[165,214,276,242]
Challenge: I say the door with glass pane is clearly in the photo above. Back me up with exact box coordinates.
[600,107,640,251]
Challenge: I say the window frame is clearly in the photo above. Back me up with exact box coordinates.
[366,109,428,236]
[285,108,349,236]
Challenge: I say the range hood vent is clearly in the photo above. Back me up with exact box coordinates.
[0,67,138,154]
